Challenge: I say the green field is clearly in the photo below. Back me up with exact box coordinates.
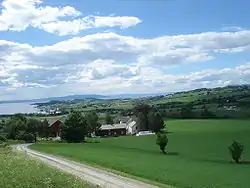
[30,120,250,188]
[0,146,95,188]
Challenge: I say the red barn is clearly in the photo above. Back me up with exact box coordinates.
[49,120,63,137]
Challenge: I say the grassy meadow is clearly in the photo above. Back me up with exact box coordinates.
[30,119,250,188]
[0,146,95,188]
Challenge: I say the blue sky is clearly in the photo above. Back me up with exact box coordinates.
[0,0,250,100]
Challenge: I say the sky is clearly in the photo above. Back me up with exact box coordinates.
[0,0,250,100]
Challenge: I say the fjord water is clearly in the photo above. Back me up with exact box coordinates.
[0,102,39,115]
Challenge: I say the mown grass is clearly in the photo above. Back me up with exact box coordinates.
[0,146,95,188]
[31,119,250,188]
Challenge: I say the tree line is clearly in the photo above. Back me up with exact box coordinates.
[0,114,50,142]
[0,111,102,143]
[0,102,166,143]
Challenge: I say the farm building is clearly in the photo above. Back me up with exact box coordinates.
[48,119,63,137]
[45,116,137,138]
[96,117,138,137]
[126,118,137,135]
[96,123,127,136]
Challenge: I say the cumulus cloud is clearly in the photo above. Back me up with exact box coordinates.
[40,16,141,36]
[13,30,250,69]
[0,0,141,35]
[1,28,250,100]
[2,62,250,100]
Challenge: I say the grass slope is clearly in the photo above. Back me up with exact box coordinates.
[0,146,95,188]
[31,120,250,188]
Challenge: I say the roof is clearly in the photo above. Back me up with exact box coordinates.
[48,116,66,127]
[100,123,127,130]
[48,119,63,127]
[127,120,136,128]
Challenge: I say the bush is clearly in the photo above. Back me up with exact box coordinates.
[17,133,36,143]
[0,142,8,148]
[156,131,168,154]
[0,135,6,142]
[5,139,25,145]
[228,140,244,164]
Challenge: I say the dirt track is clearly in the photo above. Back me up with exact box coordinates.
[15,144,162,188]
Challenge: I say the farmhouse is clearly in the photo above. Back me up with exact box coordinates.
[126,119,137,134]
[96,117,138,137]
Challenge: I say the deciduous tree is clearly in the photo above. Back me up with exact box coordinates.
[156,130,168,154]
[86,111,100,136]
[148,112,165,133]
[229,140,244,164]
[61,111,88,142]
[105,112,113,124]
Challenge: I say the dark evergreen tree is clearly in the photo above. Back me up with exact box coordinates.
[133,102,152,131]
[148,112,165,133]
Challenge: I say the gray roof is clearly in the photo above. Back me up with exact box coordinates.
[100,123,127,130]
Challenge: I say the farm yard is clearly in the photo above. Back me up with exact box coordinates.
[30,119,250,188]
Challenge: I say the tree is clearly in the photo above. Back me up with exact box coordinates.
[137,112,148,131]
[41,119,50,138]
[0,120,5,135]
[26,118,41,135]
[0,135,6,142]
[201,104,215,118]
[229,140,244,164]
[181,107,193,118]
[105,112,113,124]
[148,112,165,133]
[17,132,36,143]
[133,102,152,131]
[156,131,168,154]
[86,111,101,136]
[5,114,27,140]
[61,111,88,142]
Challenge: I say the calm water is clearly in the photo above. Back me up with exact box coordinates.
[0,103,39,115]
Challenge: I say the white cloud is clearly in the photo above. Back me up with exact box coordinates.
[93,16,141,29]
[40,15,142,36]
[0,0,81,31]
[18,30,250,69]
[0,0,141,35]
[2,62,250,100]
[222,26,244,32]
[1,29,250,100]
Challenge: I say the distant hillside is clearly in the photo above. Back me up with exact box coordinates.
[145,84,250,119]
[0,94,106,104]
[0,93,169,104]
[105,92,171,99]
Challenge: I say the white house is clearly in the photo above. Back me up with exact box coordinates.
[126,118,138,135]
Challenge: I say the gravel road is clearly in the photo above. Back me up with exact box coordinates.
[14,144,162,188]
